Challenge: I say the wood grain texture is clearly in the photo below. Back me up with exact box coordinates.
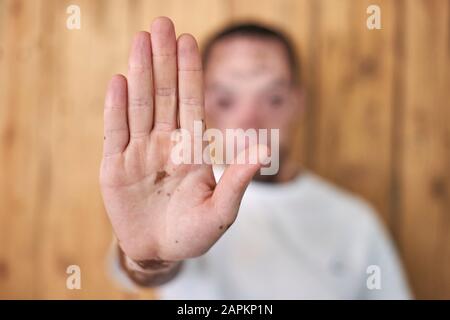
[397,0,450,299]
[0,0,448,299]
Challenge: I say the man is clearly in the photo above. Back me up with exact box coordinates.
[100,16,411,299]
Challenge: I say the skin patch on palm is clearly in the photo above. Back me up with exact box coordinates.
[154,170,169,184]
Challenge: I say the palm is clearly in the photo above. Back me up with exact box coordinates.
[100,17,263,262]
[102,133,217,261]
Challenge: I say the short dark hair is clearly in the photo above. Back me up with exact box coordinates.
[202,22,301,85]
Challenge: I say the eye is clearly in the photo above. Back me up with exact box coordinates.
[216,97,233,110]
[268,95,284,108]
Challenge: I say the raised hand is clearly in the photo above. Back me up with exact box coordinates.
[100,17,265,263]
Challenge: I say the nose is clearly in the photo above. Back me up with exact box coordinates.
[234,98,260,130]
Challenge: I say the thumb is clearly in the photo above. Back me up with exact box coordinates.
[212,144,270,221]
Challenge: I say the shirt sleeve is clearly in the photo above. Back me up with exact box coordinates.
[356,213,412,299]
[106,239,141,293]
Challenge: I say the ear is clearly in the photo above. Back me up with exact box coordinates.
[291,85,306,114]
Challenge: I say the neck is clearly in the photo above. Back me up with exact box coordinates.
[253,157,302,184]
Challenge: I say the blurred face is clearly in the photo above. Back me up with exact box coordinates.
[204,36,304,161]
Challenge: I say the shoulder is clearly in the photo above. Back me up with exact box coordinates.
[297,172,380,228]
[278,172,391,259]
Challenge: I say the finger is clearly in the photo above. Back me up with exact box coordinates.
[150,17,177,131]
[127,31,153,138]
[212,145,269,222]
[177,34,204,133]
[103,74,129,156]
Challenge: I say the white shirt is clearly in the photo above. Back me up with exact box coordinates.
[111,169,411,299]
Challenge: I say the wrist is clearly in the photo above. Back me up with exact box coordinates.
[118,245,178,273]
[117,245,182,287]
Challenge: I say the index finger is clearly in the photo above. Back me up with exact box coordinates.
[177,33,204,133]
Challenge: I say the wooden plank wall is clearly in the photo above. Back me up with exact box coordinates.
[0,0,448,299]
